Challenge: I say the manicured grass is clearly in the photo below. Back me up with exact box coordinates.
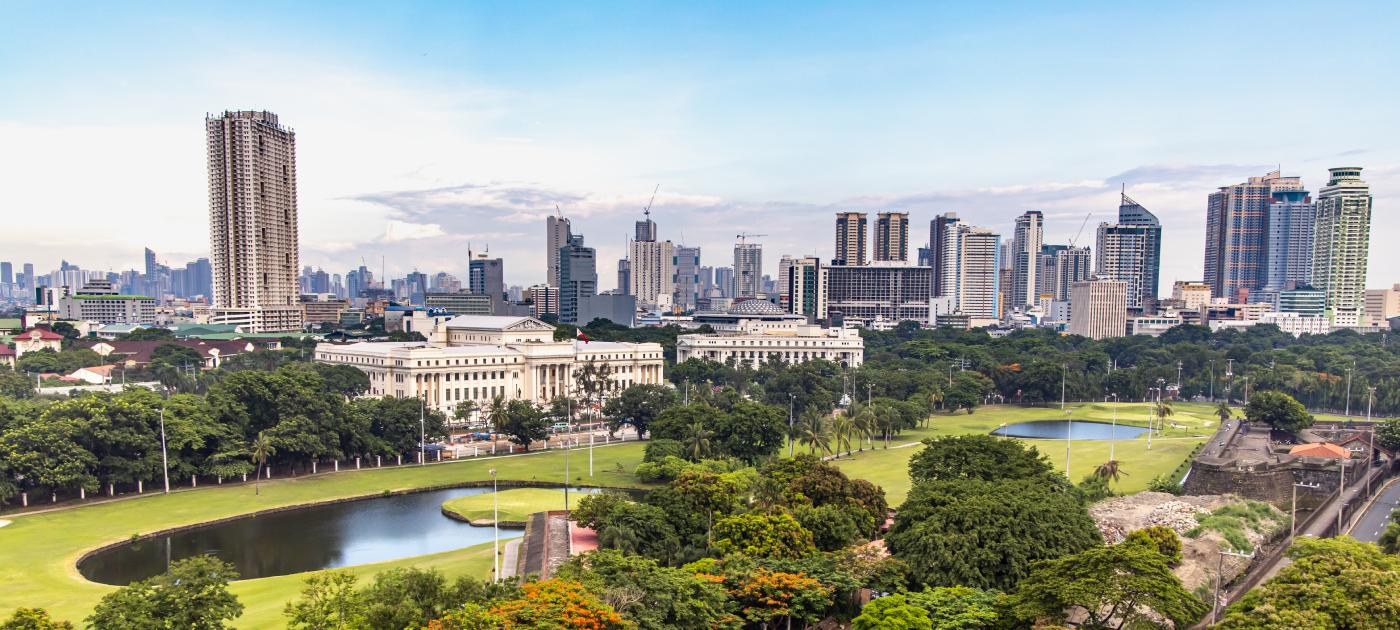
[441,488,586,525]
[0,441,648,627]
[834,402,1217,505]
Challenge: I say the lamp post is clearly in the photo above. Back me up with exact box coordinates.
[1108,393,1119,461]
[1060,363,1067,411]
[787,393,796,457]
[159,407,170,494]
[1177,361,1183,391]
[1367,386,1377,496]
[1212,547,1255,623]
[563,437,570,510]
[490,468,499,582]
[419,395,426,466]
[1345,363,1355,418]
[1209,359,1215,402]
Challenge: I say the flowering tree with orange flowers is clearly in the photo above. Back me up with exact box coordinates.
[485,579,626,630]
[727,568,831,628]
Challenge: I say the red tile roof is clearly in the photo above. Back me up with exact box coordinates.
[1288,442,1350,459]
[17,328,64,341]
[0,345,14,356]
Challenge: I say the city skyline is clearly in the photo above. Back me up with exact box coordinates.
[3,3,1399,291]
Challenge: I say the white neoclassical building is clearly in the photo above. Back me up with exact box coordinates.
[315,315,665,415]
[676,302,864,368]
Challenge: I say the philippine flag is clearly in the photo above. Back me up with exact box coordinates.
[576,329,590,343]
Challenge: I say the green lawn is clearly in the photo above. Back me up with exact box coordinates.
[0,441,648,628]
[834,402,1218,505]
[441,488,586,525]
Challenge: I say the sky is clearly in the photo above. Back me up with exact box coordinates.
[2,1,1398,292]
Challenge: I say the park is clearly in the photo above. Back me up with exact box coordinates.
[0,400,1227,627]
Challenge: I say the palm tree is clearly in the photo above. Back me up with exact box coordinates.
[487,395,509,434]
[1093,459,1126,483]
[853,405,877,452]
[250,431,275,496]
[1156,398,1175,434]
[831,415,855,458]
[1215,401,1233,423]
[684,421,713,461]
[797,413,831,456]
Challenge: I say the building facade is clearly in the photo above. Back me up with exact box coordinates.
[559,237,598,324]
[929,213,960,298]
[1365,284,1400,325]
[1010,211,1044,310]
[315,315,665,416]
[733,243,763,298]
[546,215,571,288]
[825,263,933,324]
[786,257,825,320]
[629,228,674,307]
[672,246,702,311]
[206,110,303,332]
[1312,167,1372,326]
[1262,187,1316,293]
[1068,279,1128,340]
[58,280,156,325]
[1096,192,1162,311]
[1205,171,1303,300]
[874,211,909,262]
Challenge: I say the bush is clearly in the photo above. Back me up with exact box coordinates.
[634,455,689,483]
[1077,474,1114,503]
[1147,474,1182,495]
[643,438,684,462]
[1124,525,1183,564]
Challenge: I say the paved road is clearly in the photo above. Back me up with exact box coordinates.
[1349,478,1400,542]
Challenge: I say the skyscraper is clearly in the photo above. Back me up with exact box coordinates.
[559,236,598,324]
[469,252,505,314]
[1313,167,1373,326]
[1096,191,1162,311]
[1204,170,1302,300]
[776,255,795,305]
[672,246,701,310]
[930,213,961,298]
[1052,246,1091,302]
[787,256,824,319]
[955,226,1001,321]
[834,212,868,266]
[21,263,34,290]
[0,262,11,285]
[617,259,631,295]
[1263,186,1316,294]
[546,215,572,288]
[1068,279,1128,340]
[1011,211,1044,309]
[874,212,909,262]
[733,242,763,298]
[628,212,674,306]
[206,110,303,332]
[714,267,734,298]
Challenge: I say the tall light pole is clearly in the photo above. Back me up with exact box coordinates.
[1108,393,1119,461]
[1367,386,1377,498]
[159,407,170,494]
[490,468,499,582]
[563,437,570,510]
[1345,362,1355,418]
[1060,363,1067,411]
[1212,547,1255,623]
[1209,359,1215,402]
[787,393,796,457]
[419,395,427,465]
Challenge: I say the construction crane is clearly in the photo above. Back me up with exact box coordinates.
[1067,212,1092,248]
[642,185,659,220]
[736,232,768,244]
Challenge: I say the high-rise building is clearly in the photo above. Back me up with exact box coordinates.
[617,259,630,295]
[825,263,932,324]
[206,110,303,332]
[1043,246,1091,302]
[1068,279,1128,340]
[1364,284,1400,325]
[733,242,764,298]
[1262,186,1316,294]
[834,212,868,266]
[526,284,560,317]
[672,246,701,310]
[1011,211,1044,309]
[698,266,715,297]
[955,227,1002,322]
[1096,191,1162,311]
[1204,170,1303,300]
[1,262,12,285]
[546,215,572,288]
[559,237,598,324]
[405,271,428,305]
[776,255,795,303]
[22,263,34,290]
[1312,167,1373,326]
[714,267,735,298]
[930,213,961,298]
[874,212,909,262]
[469,252,505,313]
[627,210,675,306]
[787,257,825,320]
[1171,281,1212,312]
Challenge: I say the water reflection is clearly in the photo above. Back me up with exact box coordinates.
[993,420,1150,440]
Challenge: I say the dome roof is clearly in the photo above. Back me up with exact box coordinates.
[728,299,784,316]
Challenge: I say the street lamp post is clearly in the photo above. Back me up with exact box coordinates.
[1108,393,1119,461]
[1209,359,1215,402]
[490,468,499,582]
[787,393,796,457]
[1345,363,1355,418]
[563,437,570,510]
[1212,547,1255,623]
[159,407,170,494]
[1367,386,1377,496]
[419,395,426,466]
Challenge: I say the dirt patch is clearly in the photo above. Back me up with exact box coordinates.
[1090,492,1285,594]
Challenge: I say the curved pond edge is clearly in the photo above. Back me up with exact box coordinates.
[439,508,527,528]
[73,480,642,583]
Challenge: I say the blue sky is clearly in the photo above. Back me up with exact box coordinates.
[2,1,1397,290]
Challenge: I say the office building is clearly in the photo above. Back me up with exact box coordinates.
[929,213,961,298]
[1052,246,1091,302]
[1262,185,1316,293]
[424,293,494,316]
[733,242,764,298]
[315,315,665,415]
[1096,191,1163,311]
[956,227,1002,322]
[546,215,572,287]
[714,267,735,298]
[874,211,909,262]
[616,259,630,295]
[698,265,715,297]
[672,246,702,310]
[1312,167,1373,326]
[1,262,11,285]
[1205,170,1303,300]
[206,110,303,332]
[559,236,598,324]
[1172,281,1212,312]
[1365,284,1400,325]
[1276,286,1326,317]
[776,255,795,305]
[58,279,157,325]
[677,314,864,369]
[786,256,825,320]
[825,263,933,324]
[1069,279,1128,340]
[1010,211,1044,309]
[628,211,674,306]
[525,285,559,317]
[468,252,505,314]
[834,212,868,266]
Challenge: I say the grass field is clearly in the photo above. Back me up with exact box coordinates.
[0,441,648,628]
[441,487,587,525]
[834,402,1219,505]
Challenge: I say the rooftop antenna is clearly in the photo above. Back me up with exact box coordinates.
[555,203,563,217]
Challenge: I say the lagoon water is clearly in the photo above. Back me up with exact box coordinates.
[992,420,1149,441]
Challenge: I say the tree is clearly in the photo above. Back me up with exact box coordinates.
[1093,459,1125,483]
[251,431,275,495]
[712,400,786,464]
[603,383,677,437]
[904,586,1006,630]
[494,399,548,451]
[87,556,244,629]
[943,372,993,413]
[118,327,176,341]
[0,371,35,399]
[1243,390,1313,433]
[0,608,73,630]
[1123,525,1183,564]
[312,364,371,398]
[554,549,733,630]
[1216,401,1234,423]
[284,570,366,629]
[487,579,626,629]
[1377,418,1400,453]
[852,595,932,630]
[831,414,855,458]
[726,568,832,628]
[360,567,458,630]
[711,512,817,559]
[572,359,614,414]
[1217,537,1400,629]
[682,420,713,461]
[908,434,1054,484]
[886,478,1101,590]
[1013,541,1207,629]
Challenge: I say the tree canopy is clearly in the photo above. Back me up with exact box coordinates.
[1216,537,1400,629]
[1013,540,1208,629]
[86,556,244,629]
[1243,390,1314,433]
[908,434,1055,484]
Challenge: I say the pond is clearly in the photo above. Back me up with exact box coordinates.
[78,486,592,586]
[992,420,1150,440]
